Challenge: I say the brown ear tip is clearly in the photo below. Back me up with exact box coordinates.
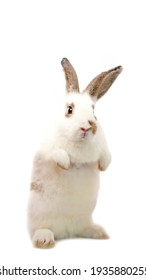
[61,57,69,66]
[113,65,123,73]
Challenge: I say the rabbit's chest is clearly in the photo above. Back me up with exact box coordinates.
[59,162,98,187]
[55,163,99,214]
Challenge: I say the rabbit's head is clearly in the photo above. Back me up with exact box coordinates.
[57,58,122,143]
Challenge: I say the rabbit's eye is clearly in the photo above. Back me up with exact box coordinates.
[65,103,75,117]
[92,105,97,120]
[68,106,73,114]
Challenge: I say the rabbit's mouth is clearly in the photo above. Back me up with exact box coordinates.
[81,132,88,139]
[80,130,91,141]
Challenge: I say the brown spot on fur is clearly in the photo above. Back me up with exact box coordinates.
[88,120,97,134]
[61,58,80,93]
[84,65,123,100]
[30,182,42,192]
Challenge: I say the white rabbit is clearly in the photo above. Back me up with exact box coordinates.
[27,58,122,248]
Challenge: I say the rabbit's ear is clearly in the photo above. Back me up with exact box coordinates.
[84,66,123,101]
[61,58,80,93]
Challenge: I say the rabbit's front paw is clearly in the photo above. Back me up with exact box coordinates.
[52,149,70,170]
[32,229,55,249]
[99,152,111,171]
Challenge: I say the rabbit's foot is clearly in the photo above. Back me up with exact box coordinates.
[32,229,55,249]
[52,149,70,170]
[81,224,109,239]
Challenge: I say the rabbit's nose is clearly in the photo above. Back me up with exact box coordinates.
[80,127,91,132]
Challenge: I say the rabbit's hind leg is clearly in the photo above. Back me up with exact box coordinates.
[79,224,109,240]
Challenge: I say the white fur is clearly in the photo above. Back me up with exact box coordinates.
[27,91,111,247]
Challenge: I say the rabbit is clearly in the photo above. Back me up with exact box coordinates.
[27,58,122,248]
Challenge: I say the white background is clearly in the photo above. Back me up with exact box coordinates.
[0,0,146,279]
